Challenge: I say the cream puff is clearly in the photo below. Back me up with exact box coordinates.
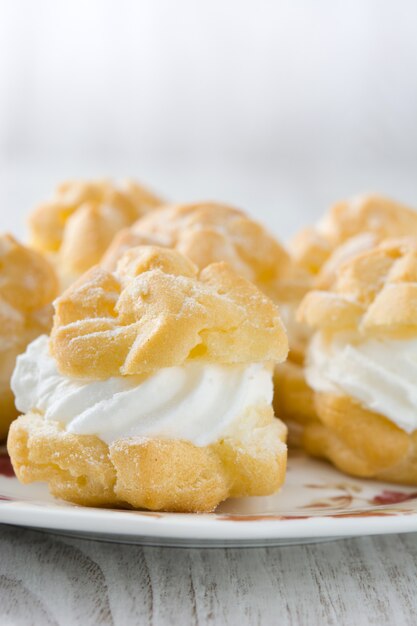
[29,178,162,288]
[297,237,417,484]
[0,234,58,438]
[275,195,417,439]
[8,246,289,512]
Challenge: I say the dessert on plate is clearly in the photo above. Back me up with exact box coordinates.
[0,234,58,439]
[297,237,417,484]
[29,178,162,288]
[275,195,417,440]
[8,245,289,512]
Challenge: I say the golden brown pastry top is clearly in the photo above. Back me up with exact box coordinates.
[297,237,417,338]
[29,178,162,279]
[0,234,58,346]
[51,245,289,379]
[291,195,417,287]
[101,202,306,303]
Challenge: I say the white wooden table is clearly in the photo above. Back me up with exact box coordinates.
[0,526,415,625]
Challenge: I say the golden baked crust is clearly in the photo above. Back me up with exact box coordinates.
[318,195,417,246]
[8,407,287,512]
[273,361,318,445]
[101,202,309,303]
[291,195,417,287]
[298,238,417,338]
[295,237,417,483]
[0,235,58,438]
[51,245,289,379]
[302,393,417,485]
[29,179,162,287]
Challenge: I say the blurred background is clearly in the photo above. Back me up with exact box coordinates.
[0,0,416,239]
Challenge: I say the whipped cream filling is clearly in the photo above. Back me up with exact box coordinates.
[306,332,417,433]
[12,336,273,446]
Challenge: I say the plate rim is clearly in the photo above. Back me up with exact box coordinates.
[1,499,417,542]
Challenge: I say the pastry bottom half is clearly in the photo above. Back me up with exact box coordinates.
[273,360,318,446]
[299,392,417,485]
[8,407,287,513]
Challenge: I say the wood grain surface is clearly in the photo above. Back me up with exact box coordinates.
[0,526,416,626]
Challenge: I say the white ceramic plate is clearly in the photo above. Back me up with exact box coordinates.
[1,449,417,547]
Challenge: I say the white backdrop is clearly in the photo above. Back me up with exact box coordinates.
[0,0,416,239]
